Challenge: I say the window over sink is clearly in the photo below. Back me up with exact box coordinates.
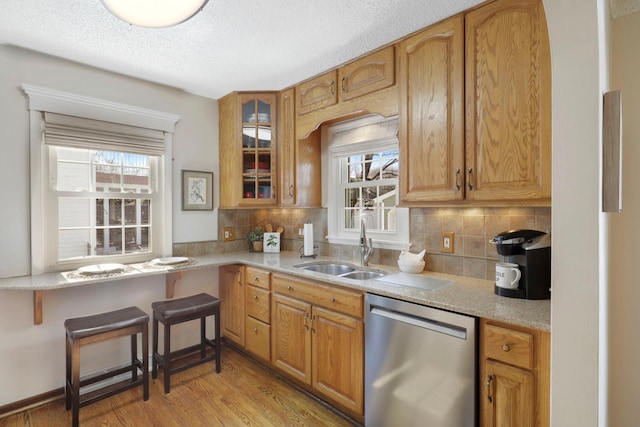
[325,115,409,249]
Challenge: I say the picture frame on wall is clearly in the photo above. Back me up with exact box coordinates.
[182,170,213,211]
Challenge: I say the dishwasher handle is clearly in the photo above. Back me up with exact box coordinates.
[370,306,468,340]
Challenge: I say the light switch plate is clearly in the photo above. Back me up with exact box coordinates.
[441,231,454,253]
[223,227,235,242]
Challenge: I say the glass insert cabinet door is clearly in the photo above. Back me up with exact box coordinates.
[242,96,276,202]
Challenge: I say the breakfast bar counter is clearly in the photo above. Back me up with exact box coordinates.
[0,251,550,331]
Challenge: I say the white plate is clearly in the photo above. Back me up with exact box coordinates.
[77,263,125,275]
[153,257,189,265]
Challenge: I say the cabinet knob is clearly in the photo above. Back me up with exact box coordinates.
[330,297,336,303]
[253,327,258,333]
[254,276,259,282]
[501,343,510,352]
[287,285,292,290]
[253,295,259,300]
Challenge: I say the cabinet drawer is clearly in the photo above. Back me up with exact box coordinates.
[339,46,395,101]
[296,70,338,115]
[246,317,271,362]
[484,324,534,369]
[246,266,271,289]
[272,274,363,318]
[246,285,271,324]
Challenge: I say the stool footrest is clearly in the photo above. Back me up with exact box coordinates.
[72,360,145,389]
[78,377,148,409]
[153,340,217,373]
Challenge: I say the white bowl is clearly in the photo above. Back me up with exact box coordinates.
[398,259,425,274]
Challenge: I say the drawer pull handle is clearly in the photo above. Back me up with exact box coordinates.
[287,285,292,290]
[254,276,259,282]
[330,297,336,303]
[502,344,510,352]
[253,327,258,333]
[253,295,259,300]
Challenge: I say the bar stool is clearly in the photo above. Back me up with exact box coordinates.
[151,292,221,393]
[64,306,149,427]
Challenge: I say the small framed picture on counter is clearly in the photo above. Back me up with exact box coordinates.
[263,232,281,253]
[182,170,213,211]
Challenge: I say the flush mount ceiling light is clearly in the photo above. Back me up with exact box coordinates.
[102,0,209,28]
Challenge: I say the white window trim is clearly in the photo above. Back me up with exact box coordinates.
[23,85,180,274]
[323,115,410,251]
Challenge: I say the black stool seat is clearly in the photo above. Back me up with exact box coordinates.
[152,293,221,393]
[65,306,149,427]
[152,292,220,322]
[65,306,149,340]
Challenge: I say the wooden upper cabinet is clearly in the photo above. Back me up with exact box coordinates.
[278,88,296,206]
[219,92,278,208]
[399,15,465,204]
[339,46,395,101]
[296,71,338,115]
[296,46,396,116]
[465,0,551,202]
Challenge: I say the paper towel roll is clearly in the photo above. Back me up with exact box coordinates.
[303,223,314,256]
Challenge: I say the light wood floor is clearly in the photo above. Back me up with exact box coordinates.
[0,345,357,426]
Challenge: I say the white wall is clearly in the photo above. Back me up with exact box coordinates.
[544,0,605,425]
[0,44,221,406]
[609,10,640,426]
[0,44,219,279]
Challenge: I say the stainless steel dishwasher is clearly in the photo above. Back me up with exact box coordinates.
[365,293,477,427]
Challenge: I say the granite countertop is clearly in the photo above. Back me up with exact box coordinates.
[0,251,550,332]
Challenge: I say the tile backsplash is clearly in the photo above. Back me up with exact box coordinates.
[174,206,551,281]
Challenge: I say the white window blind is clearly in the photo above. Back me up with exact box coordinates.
[44,112,166,156]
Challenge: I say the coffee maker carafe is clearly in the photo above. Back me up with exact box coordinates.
[490,229,551,300]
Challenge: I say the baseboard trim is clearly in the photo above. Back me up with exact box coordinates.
[0,388,63,419]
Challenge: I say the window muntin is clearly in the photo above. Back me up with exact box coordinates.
[52,147,156,262]
[340,150,399,232]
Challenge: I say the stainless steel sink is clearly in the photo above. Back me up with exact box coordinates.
[295,263,356,275]
[294,261,386,280]
[341,271,386,280]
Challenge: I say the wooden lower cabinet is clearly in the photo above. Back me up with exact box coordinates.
[219,265,245,346]
[244,267,272,362]
[311,306,364,414]
[480,319,550,427]
[271,273,364,418]
[272,293,312,384]
[220,265,273,362]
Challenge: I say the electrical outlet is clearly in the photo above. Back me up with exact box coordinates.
[441,231,455,253]
[223,227,235,242]
[297,224,305,238]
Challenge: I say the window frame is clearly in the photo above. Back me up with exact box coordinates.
[44,146,161,268]
[324,115,410,250]
[24,85,179,274]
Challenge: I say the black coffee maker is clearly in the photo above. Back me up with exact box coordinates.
[490,229,551,300]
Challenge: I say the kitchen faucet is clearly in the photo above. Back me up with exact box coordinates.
[360,217,374,266]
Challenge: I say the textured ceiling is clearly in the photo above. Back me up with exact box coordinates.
[610,0,640,19]
[0,0,483,99]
